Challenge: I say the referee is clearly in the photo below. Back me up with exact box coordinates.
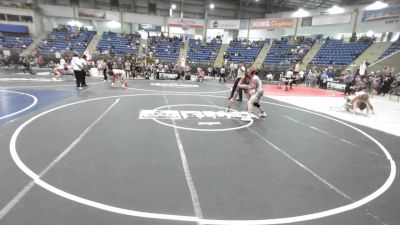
[229,62,245,101]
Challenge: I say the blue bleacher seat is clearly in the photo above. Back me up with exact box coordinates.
[379,39,400,60]
[38,25,96,54]
[97,32,141,55]
[226,40,265,63]
[312,39,372,66]
[187,39,221,64]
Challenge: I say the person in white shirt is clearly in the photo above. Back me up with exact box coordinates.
[71,54,84,89]
[298,70,305,82]
[284,70,294,91]
[59,58,66,67]
[266,72,273,82]
[229,62,245,101]
[219,66,226,83]
[229,63,235,78]
[207,66,212,77]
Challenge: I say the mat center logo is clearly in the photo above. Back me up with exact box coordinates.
[150,83,199,88]
[139,104,257,131]
[139,110,257,120]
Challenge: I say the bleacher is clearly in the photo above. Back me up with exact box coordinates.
[187,39,221,64]
[97,32,141,54]
[379,39,400,60]
[264,39,311,65]
[312,39,372,66]
[225,40,265,63]
[38,26,96,54]
[0,35,32,49]
[149,37,181,62]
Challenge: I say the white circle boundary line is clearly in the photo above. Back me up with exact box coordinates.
[9,93,396,225]
[126,86,230,94]
[152,104,253,132]
[0,90,38,120]
[0,78,63,82]
[0,81,104,89]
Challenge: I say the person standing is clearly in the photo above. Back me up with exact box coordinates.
[344,70,354,96]
[381,73,394,96]
[71,54,84,89]
[124,60,131,79]
[284,69,294,91]
[207,66,212,77]
[81,55,88,87]
[229,62,245,101]
[219,66,226,83]
[197,68,205,82]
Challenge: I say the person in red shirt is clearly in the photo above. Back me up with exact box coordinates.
[197,69,205,82]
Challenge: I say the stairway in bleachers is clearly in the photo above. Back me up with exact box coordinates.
[368,48,400,73]
[214,44,229,68]
[378,40,400,60]
[21,32,48,56]
[346,42,392,72]
[139,38,147,56]
[86,34,101,54]
[252,44,270,69]
[178,41,188,64]
[300,42,322,70]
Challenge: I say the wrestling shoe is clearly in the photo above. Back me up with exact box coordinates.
[259,112,267,117]
[225,107,230,112]
[123,83,128,88]
[111,82,115,87]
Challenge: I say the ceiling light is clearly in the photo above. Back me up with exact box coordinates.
[67,20,82,27]
[292,8,310,18]
[365,1,388,11]
[209,3,215,9]
[107,20,121,28]
[366,31,374,37]
[171,4,176,10]
[327,5,345,14]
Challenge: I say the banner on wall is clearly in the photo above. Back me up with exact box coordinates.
[301,17,313,27]
[139,24,161,32]
[3,50,11,56]
[250,18,293,29]
[105,11,120,21]
[312,13,352,26]
[361,6,400,22]
[208,20,240,29]
[168,18,204,28]
[0,24,29,33]
[78,8,106,19]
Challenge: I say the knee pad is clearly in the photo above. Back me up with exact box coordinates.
[253,102,260,108]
